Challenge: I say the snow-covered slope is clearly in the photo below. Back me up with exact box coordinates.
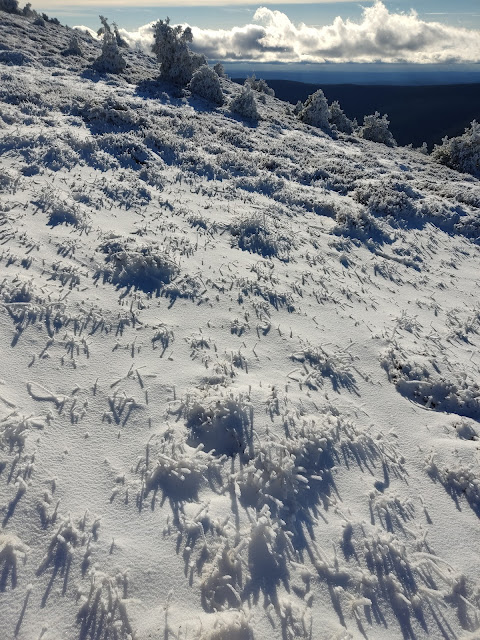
[1,11,480,640]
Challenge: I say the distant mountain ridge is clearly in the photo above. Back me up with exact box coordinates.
[234,78,480,149]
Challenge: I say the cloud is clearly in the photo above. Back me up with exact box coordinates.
[85,2,480,64]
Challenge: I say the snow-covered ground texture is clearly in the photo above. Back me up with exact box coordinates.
[1,10,480,640]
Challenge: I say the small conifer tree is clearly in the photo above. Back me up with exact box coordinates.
[328,100,353,134]
[298,89,330,131]
[93,16,126,74]
[152,17,206,86]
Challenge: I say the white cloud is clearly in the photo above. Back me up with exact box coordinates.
[93,2,480,64]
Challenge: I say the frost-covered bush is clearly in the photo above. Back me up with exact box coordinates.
[22,2,34,17]
[293,100,303,116]
[244,74,275,97]
[229,86,259,121]
[152,17,206,86]
[213,62,226,78]
[0,0,20,14]
[63,34,83,57]
[359,112,396,147]
[93,16,126,74]
[298,90,330,131]
[189,65,224,105]
[354,180,418,218]
[431,121,480,177]
[328,100,353,134]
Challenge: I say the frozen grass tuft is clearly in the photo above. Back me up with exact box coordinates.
[382,346,480,419]
[0,533,29,591]
[77,568,135,640]
[184,390,252,458]
[229,213,292,261]
[98,237,179,295]
[143,431,223,501]
[426,454,480,516]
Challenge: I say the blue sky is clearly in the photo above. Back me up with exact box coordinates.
[33,1,480,83]
[35,1,480,31]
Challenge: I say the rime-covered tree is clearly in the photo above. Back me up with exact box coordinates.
[22,2,35,17]
[230,85,259,121]
[245,74,275,97]
[189,65,224,105]
[213,62,226,78]
[359,112,396,147]
[298,89,330,131]
[63,34,82,57]
[93,16,126,74]
[431,120,480,177]
[152,17,206,86]
[328,100,354,134]
[113,22,129,48]
[0,0,20,14]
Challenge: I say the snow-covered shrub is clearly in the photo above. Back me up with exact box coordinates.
[189,65,224,105]
[293,100,303,116]
[431,120,480,177]
[359,112,396,147]
[63,34,82,57]
[333,205,385,241]
[93,16,126,74]
[98,237,179,294]
[22,2,34,17]
[152,17,206,86]
[0,168,19,193]
[244,74,275,97]
[0,0,20,14]
[298,90,330,131]
[229,86,259,121]
[328,100,353,134]
[354,180,418,218]
[213,62,226,78]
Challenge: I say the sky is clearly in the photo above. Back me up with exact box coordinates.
[34,1,480,82]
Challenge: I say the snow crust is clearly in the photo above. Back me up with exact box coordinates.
[0,10,479,640]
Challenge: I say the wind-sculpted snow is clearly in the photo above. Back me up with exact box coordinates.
[0,9,480,640]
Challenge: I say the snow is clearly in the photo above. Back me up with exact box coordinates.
[0,9,479,640]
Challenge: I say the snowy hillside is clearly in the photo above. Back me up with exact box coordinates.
[1,10,480,640]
